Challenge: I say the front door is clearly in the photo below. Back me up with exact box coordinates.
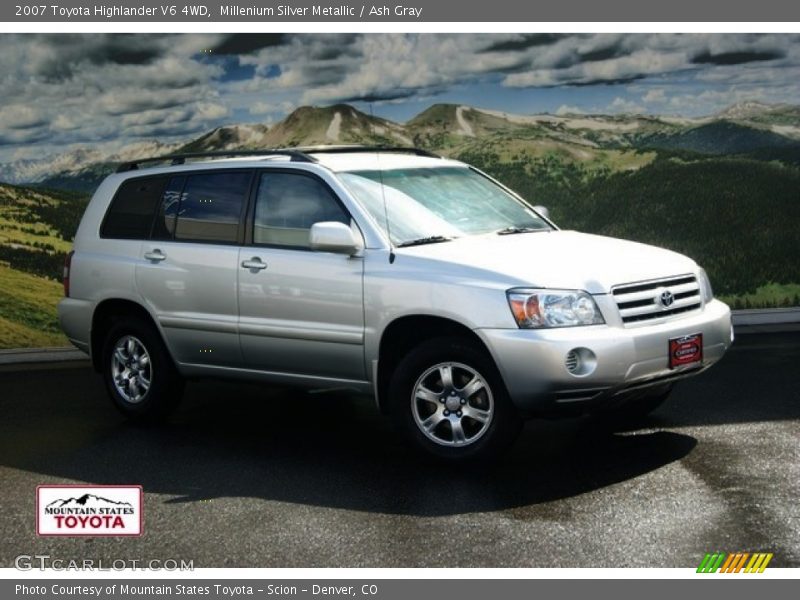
[237,170,365,382]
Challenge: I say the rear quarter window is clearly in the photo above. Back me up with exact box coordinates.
[101,176,169,239]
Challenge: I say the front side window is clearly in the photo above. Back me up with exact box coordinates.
[338,166,551,245]
[172,171,251,243]
[253,172,349,248]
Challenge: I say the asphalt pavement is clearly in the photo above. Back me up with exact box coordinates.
[0,332,798,568]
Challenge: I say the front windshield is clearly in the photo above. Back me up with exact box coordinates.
[338,166,551,246]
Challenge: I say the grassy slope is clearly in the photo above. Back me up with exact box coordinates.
[719,283,800,310]
[0,265,67,348]
[461,151,800,303]
[0,183,83,348]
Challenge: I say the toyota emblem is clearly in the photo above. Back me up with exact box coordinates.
[660,290,675,308]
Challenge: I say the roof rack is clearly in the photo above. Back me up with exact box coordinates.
[115,149,314,173]
[115,145,441,173]
[298,145,441,158]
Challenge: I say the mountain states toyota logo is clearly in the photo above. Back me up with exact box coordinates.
[36,485,142,536]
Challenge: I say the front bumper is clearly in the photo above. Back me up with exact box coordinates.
[476,298,732,413]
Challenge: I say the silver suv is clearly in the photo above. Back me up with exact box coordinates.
[59,147,732,460]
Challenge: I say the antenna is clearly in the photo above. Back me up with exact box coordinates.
[369,103,395,264]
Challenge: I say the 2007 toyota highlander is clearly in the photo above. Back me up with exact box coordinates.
[58,146,733,460]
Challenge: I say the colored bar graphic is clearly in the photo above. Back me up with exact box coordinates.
[697,553,712,573]
[734,553,749,573]
[758,554,773,573]
[711,553,726,572]
[745,553,774,573]
[745,554,759,572]
[720,553,736,572]
[697,552,773,573]
[721,553,741,573]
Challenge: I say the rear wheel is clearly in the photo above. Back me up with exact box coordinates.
[388,337,522,462]
[101,316,184,421]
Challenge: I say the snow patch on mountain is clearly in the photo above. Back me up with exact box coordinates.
[716,101,777,120]
[456,106,475,137]
[326,112,342,141]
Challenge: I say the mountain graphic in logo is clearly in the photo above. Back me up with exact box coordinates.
[46,493,133,509]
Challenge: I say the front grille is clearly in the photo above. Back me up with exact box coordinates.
[612,274,702,325]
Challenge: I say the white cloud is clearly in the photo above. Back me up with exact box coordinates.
[556,105,585,116]
[608,97,645,114]
[642,88,667,104]
[249,100,296,115]
[195,103,230,120]
[52,114,79,131]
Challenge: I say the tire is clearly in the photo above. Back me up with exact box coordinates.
[101,316,184,421]
[387,336,522,462]
[595,383,673,425]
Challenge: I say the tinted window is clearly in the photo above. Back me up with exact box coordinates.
[151,176,185,241]
[173,172,251,243]
[101,176,168,239]
[254,172,349,248]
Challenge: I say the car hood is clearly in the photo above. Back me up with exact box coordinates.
[394,230,698,294]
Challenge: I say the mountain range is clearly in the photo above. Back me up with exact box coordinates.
[46,493,133,509]
[2,100,799,192]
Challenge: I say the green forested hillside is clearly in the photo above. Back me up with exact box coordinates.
[459,150,800,303]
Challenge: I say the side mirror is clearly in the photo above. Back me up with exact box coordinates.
[309,221,363,256]
[533,205,550,219]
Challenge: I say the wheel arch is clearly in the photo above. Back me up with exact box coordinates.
[375,314,496,413]
[90,299,168,373]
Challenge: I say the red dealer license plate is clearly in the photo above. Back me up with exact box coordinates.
[669,333,703,369]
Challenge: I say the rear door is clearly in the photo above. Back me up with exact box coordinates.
[237,169,366,381]
[136,170,254,367]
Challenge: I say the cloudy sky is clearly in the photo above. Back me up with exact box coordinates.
[1,33,799,161]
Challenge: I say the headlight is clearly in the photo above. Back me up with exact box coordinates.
[507,289,605,328]
[697,268,714,303]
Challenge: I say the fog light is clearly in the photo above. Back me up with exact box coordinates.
[565,347,597,377]
[565,350,579,373]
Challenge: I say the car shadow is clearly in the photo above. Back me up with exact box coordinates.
[612,331,800,430]
[0,369,697,516]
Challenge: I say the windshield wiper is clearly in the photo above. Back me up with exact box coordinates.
[396,235,455,248]
[496,226,545,235]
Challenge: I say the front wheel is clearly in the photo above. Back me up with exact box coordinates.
[388,337,522,462]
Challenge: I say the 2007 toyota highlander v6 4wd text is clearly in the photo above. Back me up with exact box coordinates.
[59,146,733,460]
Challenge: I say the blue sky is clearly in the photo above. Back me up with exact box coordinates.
[0,33,799,161]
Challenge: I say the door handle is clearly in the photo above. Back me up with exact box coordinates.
[241,258,267,271]
[144,249,166,262]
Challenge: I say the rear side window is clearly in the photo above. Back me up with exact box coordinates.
[151,176,185,241]
[173,172,251,243]
[101,176,168,239]
[253,172,349,248]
